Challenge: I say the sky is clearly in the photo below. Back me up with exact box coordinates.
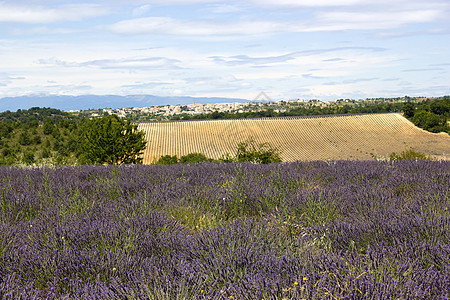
[1,0,450,103]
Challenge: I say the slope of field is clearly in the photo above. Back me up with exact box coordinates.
[138,113,450,163]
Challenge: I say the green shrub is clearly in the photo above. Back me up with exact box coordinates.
[235,137,282,164]
[18,131,32,146]
[389,149,430,160]
[23,151,35,165]
[179,153,212,164]
[157,155,179,165]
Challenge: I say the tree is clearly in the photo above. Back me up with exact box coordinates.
[429,100,449,116]
[43,118,55,135]
[79,115,147,165]
[156,155,179,165]
[235,137,282,164]
[402,102,415,118]
[22,151,35,165]
[18,131,32,146]
[179,153,212,164]
[412,111,446,132]
[389,149,430,160]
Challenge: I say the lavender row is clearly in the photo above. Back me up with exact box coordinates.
[1,160,449,299]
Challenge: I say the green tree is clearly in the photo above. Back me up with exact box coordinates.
[235,137,282,164]
[179,153,212,164]
[389,149,430,160]
[22,151,35,165]
[0,122,13,139]
[41,147,51,159]
[33,135,41,145]
[412,111,447,132]
[79,115,147,165]
[18,131,32,146]
[43,118,55,135]
[402,102,415,118]
[156,155,179,165]
[429,100,449,116]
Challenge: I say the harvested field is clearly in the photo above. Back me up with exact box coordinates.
[138,113,450,163]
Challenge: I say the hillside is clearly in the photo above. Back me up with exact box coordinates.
[138,113,450,163]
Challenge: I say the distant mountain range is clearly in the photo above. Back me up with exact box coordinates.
[0,94,251,112]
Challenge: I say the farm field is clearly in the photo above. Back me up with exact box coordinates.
[138,113,450,163]
[1,161,449,299]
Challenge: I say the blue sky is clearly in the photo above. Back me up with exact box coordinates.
[1,0,449,102]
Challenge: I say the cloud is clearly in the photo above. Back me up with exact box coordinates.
[44,84,92,92]
[0,73,25,86]
[182,75,252,92]
[108,2,446,38]
[210,54,295,66]
[109,17,286,36]
[211,47,386,66]
[8,26,82,35]
[208,4,243,14]
[255,0,365,7]
[402,68,444,72]
[302,74,324,79]
[342,77,378,84]
[313,9,443,31]
[130,0,221,4]
[430,63,450,67]
[37,57,182,70]
[132,4,152,17]
[322,77,379,86]
[0,2,108,24]
[323,58,345,62]
[121,81,173,89]
[253,0,449,9]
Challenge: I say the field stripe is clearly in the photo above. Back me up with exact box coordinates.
[138,114,450,163]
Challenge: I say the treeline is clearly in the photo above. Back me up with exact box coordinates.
[402,98,450,133]
[171,97,450,134]
[0,108,146,166]
[0,109,81,166]
[0,107,77,123]
[170,101,407,120]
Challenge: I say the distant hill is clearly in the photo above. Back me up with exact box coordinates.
[0,94,250,112]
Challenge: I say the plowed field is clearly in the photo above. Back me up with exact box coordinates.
[138,113,450,163]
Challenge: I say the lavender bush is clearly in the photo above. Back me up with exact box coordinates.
[0,160,449,299]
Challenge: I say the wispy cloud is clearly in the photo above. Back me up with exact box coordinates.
[211,47,386,66]
[323,58,345,62]
[0,3,108,24]
[302,73,325,79]
[343,77,379,84]
[108,3,446,38]
[121,81,174,89]
[37,57,182,70]
[109,17,286,36]
[0,72,25,87]
[132,4,152,17]
[402,68,444,72]
[207,4,243,14]
[7,26,82,36]
[43,84,92,93]
[210,54,295,66]
[181,75,252,92]
[254,0,366,7]
[313,9,443,31]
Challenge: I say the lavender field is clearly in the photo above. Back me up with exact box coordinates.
[1,161,449,299]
